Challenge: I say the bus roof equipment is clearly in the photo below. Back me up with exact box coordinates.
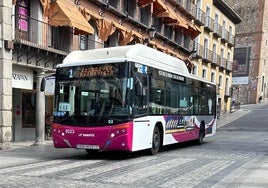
[61,44,190,76]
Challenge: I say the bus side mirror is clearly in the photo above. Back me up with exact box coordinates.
[40,77,46,92]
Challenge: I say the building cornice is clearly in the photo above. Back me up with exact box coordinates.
[213,0,242,24]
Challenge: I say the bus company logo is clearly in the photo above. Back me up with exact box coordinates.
[165,116,184,129]
[78,133,95,137]
[135,63,147,74]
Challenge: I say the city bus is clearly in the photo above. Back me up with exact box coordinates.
[52,44,217,155]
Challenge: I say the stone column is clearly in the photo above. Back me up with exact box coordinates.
[0,1,13,150]
[33,70,46,145]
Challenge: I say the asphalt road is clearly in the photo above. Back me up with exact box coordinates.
[0,101,267,188]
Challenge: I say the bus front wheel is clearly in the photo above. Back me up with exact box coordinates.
[150,126,161,155]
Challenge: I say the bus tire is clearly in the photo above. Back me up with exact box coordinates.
[196,125,205,145]
[85,149,99,154]
[150,125,161,155]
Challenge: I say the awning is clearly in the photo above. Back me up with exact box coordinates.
[138,0,154,7]
[153,0,166,15]
[173,15,189,30]
[79,7,102,21]
[119,30,134,46]
[186,23,201,39]
[48,0,94,35]
[94,19,115,41]
[113,22,134,46]
[156,6,177,24]
[40,0,50,17]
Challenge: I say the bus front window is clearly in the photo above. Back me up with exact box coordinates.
[54,77,131,126]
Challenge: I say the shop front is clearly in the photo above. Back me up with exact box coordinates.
[12,65,53,142]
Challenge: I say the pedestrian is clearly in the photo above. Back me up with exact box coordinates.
[45,114,52,140]
[259,96,262,103]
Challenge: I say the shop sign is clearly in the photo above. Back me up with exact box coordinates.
[232,76,249,85]
[12,66,33,89]
[45,76,55,95]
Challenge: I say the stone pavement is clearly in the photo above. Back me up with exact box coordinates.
[217,99,268,188]
[2,99,268,187]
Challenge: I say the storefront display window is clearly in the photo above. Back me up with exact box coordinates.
[22,92,36,128]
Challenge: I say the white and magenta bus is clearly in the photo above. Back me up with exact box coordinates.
[52,44,217,155]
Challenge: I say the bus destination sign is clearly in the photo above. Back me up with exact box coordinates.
[79,65,113,78]
[158,70,185,82]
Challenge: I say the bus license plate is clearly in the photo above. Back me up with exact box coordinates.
[76,144,99,149]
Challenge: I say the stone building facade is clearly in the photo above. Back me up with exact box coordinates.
[191,0,241,116]
[226,0,268,104]
[1,0,240,149]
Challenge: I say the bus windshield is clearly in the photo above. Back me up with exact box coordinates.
[53,63,132,126]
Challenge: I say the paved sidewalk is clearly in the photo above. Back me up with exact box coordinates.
[217,99,268,128]
[11,139,53,149]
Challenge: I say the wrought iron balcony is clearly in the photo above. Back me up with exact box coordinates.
[13,14,72,55]
[204,16,214,32]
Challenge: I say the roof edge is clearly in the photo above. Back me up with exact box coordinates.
[213,0,242,24]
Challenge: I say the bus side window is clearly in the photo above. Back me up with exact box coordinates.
[179,85,189,115]
[149,78,165,115]
[134,75,148,116]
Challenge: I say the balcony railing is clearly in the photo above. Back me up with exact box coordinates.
[221,28,229,42]
[226,60,233,71]
[195,8,206,25]
[13,14,73,55]
[203,48,213,62]
[228,33,235,45]
[169,0,199,20]
[204,16,214,31]
[193,43,233,71]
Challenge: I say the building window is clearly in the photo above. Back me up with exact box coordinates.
[211,72,215,83]
[80,35,88,50]
[183,35,190,50]
[192,65,197,75]
[214,13,219,33]
[219,75,223,87]
[124,0,137,19]
[220,48,225,66]
[175,30,183,46]
[213,43,217,62]
[205,6,211,28]
[225,77,229,93]
[202,68,207,79]
[140,5,151,26]
[164,25,173,39]
[109,0,118,9]
[153,16,163,34]
[204,38,208,59]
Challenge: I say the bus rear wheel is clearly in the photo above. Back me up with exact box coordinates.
[150,126,161,155]
[85,149,99,155]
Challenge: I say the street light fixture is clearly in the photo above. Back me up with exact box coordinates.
[148,26,156,39]
[143,26,156,45]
